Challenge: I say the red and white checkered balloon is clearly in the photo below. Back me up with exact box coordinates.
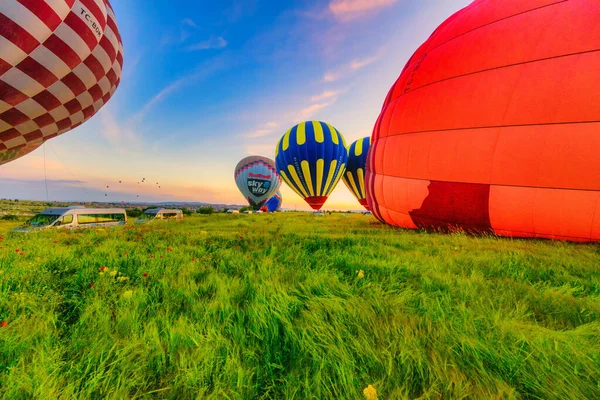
[0,0,123,165]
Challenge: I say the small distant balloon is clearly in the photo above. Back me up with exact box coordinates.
[276,121,348,210]
[265,191,283,212]
[343,137,371,210]
[234,156,282,210]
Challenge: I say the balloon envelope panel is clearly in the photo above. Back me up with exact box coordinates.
[275,121,348,210]
[343,137,371,210]
[366,0,600,242]
[0,0,124,165]
[235,156,281,210]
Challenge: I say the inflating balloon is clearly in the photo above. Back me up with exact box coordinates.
[0,0,124,165]
[276,121,348,210]
[343,137,371,210]
[366,0,600,242]
[234,156,281,210]
[265,191,283,212]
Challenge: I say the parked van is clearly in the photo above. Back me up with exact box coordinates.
[14,207,127,232]
[135,208,183,223]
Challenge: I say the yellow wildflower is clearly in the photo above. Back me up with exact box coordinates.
[363,384,377,400]
[109,270,118,277]
[117,276,129,282]
[121,290,133,299]
[357,270,365,279]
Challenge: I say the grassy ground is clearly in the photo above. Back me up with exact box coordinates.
[0,212,599,399]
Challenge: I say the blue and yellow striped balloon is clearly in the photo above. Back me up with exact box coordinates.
[343,136,372,210]
[275,121,348,210]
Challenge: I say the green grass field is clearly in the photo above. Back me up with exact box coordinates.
[0,212,599,399]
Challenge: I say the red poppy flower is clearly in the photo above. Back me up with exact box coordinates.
[0,321,7,328]
[90,283,95,287]
[19,252,24,256]
[100,266,107,271]
[160,256,163,259]
[15,249,19,252]
[143,272,149,277]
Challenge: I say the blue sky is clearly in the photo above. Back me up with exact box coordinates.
[0,0,471,210]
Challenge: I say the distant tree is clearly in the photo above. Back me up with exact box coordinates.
[0,214,18,221]
[197,206,214,215]
[126,208,143,218]
[182,208,194,216]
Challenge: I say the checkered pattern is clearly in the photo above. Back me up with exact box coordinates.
[0,0,123,165]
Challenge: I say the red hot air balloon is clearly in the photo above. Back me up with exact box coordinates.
[367,0,600,242]
[0,0,124,165]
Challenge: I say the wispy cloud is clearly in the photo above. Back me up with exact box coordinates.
[329,0,398,21]
[245,143,277,156]
[244,121,279,139]
[159,19,228,52]
[180,18,200,42]
[350,56,378,70]
[323,71,342,83]
[181,18,200,29]
[225,0,258,23]
[323,54,379,82]
[311,89,342,102]
[100,108,142,151]
[185,36,228,52]
[133,56,230,122]
[296,101,336,121]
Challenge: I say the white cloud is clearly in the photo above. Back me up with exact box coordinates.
[329,0,398,21]
[323,71,342,83]
[311,89,342,102]
[181,18,200,29]
[244,121,280,139]
[350,56,378,70]
[133,56,229,122]
[245,143,277,156]
[296,101,336,121]
[323,54,379,82]
[186,36,228,51]
[100,108,142,150]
